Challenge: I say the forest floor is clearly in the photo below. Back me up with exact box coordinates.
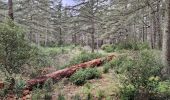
[51,66,121,100]
[22,46,121,100]
[0,46,128,100]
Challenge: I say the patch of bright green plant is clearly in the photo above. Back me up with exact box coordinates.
[120,84,136,100]
[70,68,101,85]
[103,56,127,74]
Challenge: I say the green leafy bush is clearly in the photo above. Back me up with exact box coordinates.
[70,68,101,85]
[85,68,101,80]
[155,80,170,98]
[0,21,33,78]
[156,80,170,94]
[120,84,136,100]
[70,69,86,85]
[113,50,164,99]
[29,46,53,68]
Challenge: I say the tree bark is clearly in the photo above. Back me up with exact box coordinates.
[162,0,170,76]
[91,25,95,53]
[8,0,14,20]
[26,54,116,90]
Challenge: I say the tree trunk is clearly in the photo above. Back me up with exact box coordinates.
[26,54,116,90]
[8,0,14,20]
[91,26,95,53]
[156,1,162,49]
[59,27,63,46]
[162,0,170,77]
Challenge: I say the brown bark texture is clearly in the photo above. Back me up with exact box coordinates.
[26,54,116,90]
[162,0,170,76]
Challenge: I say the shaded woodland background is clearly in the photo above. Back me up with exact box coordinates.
[0,0,165,50]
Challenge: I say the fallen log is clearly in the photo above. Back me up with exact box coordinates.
[26,54,116,90]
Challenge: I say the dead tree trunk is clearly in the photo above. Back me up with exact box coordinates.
[26,54,116,90]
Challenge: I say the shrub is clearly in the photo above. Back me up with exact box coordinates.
[70,68,101,85]
[137,42,150,50]
[101,41,150,52]
[14,80,26,97]
[107,55,128,74]
[70,69,86,85]
[103,63,110,73]
[101,44,115,53]
[114,50,164,99]
[120,84,136,100]
[69,52,103,66]
[85,68,101,80]
[155,80,170,98]
[116,41,137,50]
[30,47,52,68]
[157,80,170,94]
[0,21,33,78]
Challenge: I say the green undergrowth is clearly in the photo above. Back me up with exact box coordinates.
[60,51,104,69]
[70,68,101,85]
[30,45,76,67]
[101,41,150,53]
[103,50,170,100]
